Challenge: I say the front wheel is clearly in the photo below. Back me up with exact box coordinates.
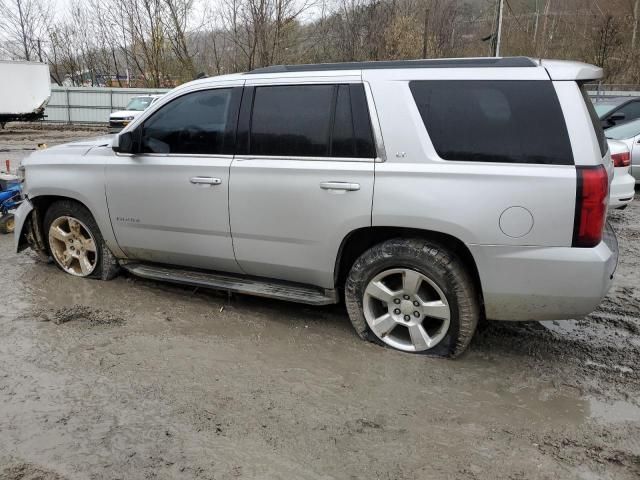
[44,200,120,280]
[345,238,479,357]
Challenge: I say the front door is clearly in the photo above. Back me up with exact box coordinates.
[229,83,377,288]
[106,86,243,273]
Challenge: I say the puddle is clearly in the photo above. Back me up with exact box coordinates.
[589,398,640,424]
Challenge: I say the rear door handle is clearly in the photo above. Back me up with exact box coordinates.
[190,176,222,185]
[320,181,360,191]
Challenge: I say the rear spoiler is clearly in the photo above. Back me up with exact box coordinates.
[538,59,603,81]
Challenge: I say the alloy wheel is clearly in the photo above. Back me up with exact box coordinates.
[362,268,451,352]
[48,216,98,277]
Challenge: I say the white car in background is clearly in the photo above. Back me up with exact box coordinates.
[605,117,640,185]
[109,95,163,133]
[606,138,635,209]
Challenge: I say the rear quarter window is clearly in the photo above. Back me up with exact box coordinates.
[410,80,574,165]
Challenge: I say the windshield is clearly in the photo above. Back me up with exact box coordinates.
[605,118,640,140]
[125,97,153,111]
[593,103,619,117]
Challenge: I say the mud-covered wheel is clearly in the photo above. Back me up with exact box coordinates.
[44,200,120,280]
[0,214,15,234]
[345,238,479,358]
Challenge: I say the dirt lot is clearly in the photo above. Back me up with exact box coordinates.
[0,126,639,480]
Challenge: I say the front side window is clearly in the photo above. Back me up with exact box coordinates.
[142,88,232,155]
[615,100,640,122]
[248,84,375,158]
[410,80,574,165]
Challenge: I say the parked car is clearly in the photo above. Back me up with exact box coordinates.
[604,117,640,184]
[15,57,618,357]
[108,95,163,133]
[592,96,640,129]
[605,140,636,209]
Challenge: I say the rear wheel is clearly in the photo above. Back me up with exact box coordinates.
[0,214,15,234]
[345,238,479,357]
[44,200,120,280]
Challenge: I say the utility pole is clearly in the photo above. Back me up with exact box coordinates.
[495,0,505,57]
[422,7,430,58]
[533,0,540,47]
[633,0,639,51]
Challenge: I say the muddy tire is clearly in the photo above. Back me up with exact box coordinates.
[44,200,120,280]
[345,238,479,358]
[0,214,15,234]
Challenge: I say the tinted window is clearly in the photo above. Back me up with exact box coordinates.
[250,85,333,157]
[331,85,356,157]
[581,85,607,156]
[142,89,232,155]
[616,100,640,122]
[410,80,574,165]
[350,84,377,158]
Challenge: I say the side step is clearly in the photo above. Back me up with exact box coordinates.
[122,263,339,306]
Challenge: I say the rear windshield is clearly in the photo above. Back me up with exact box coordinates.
[581,85,608,157]
[410,80,573,165]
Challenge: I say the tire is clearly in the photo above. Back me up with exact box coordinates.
[43,200,120,280]
[0,214,15,234]
[345,238,479,358]
[616,204,628,210]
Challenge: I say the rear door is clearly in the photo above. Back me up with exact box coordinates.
[228,81,377,288]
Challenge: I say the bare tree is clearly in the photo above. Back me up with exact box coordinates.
[0,0,51,61]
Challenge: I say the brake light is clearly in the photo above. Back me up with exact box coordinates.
[611,151,631,167]
[572,165,608,248]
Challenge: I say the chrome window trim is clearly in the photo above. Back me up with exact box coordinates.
[363,81,387,162]
[115,153,235,160]
[233,154,375,163]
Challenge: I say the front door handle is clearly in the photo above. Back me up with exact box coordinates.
[190,176,222,185]
[320,181,360,191]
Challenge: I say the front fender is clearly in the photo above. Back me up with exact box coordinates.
[14,198,48,259]
[14,199,33,253]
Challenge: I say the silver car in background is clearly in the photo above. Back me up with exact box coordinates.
[14,57,618,357]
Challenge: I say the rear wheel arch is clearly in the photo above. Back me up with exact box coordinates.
[334,226,484,308]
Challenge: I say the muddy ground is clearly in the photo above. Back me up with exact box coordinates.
[0,125,639,480]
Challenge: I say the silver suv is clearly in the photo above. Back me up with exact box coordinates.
[15,57,618,357]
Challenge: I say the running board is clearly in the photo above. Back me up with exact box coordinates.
[122,263,339,306]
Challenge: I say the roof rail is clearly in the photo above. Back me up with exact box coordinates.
[246,57,537,75]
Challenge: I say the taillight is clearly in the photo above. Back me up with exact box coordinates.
[611,151,631,167]
[572,165,608,248]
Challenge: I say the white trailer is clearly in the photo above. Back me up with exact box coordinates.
[0,61,51,128]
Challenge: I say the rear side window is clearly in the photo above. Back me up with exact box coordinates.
[410,80,574,165]
[580,84,607,157]
[248,84,375,158]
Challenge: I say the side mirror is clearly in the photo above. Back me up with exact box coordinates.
[112,130,138,154]
[610,112,626,123]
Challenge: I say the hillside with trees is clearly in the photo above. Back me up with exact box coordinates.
[1,0,639,87]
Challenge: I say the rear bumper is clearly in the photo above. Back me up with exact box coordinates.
[469,225,617,321]
[609,171,635,207]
